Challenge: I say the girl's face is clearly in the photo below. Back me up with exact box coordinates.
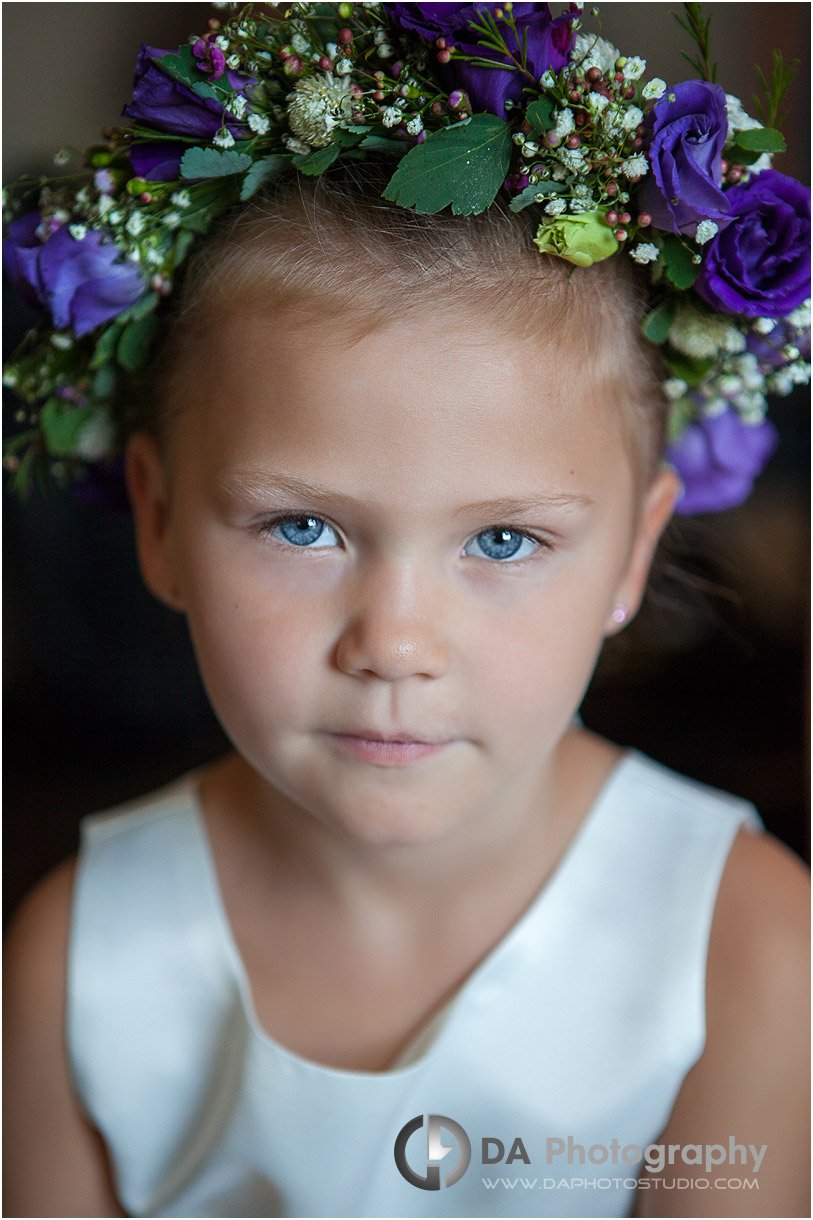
[128,309,677,846]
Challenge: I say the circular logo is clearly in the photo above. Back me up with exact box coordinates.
[394,1114,472,1190]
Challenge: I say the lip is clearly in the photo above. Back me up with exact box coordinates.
[326,732,453,766]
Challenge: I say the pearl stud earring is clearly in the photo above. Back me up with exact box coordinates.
[611,604,628,625]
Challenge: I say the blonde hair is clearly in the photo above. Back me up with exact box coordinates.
[140,162,668,487]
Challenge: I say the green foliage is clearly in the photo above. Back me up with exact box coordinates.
[180,147,253,179]
[663,351,716,385]
[734,126,786,154]
[39,398,96,457]
[754,49,800,130]
[674,3,717,83]
[293,144,341,176]
[525,97,556,135]
[381,115,512,216]
[642,298,677,344]
[117,314,158,372]
[239,154,291,200]
[661,236,699,290]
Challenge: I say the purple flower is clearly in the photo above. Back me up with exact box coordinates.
[4,219,146,337]
[386,3,577,117]
[123,44,251,138]
[128,142,184,183]
[638,81,731,238]
[667,408,778,514]
[193,35,227,81]
[695,171,811,318]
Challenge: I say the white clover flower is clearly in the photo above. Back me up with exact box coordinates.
[669,310,740,360]
[54,148,72,166]
[787,299,811,331]
[642,77,667,100]
[663,378,688,400]
[570,198,594,214]
[551,164,568,181]
[231,94,248,118]
[620,154,648,179]
[545,197,567,216]
[107,211,124,226]
[125,213,146,237]
[540,70,556,88]
[75,187,92,205]
[552,108,575,139]
[721,326,747,354]
[406,116,424,136]
[287,73,354,146]
[68,224,87,241]
[789,361,811,384]
[170,190,191,208]
[700,396,728,417]
[51,333,73,350]
[213,128,236,148]
[2,369,18,388]
[164,211,182,229]
[373,29,388,44]
[284,134,312,155]
[248,112,271,134]
[586,91,609,116]
[226,54,241,69]
[290,33,310,54]
[572,32,619,75]
[556,146,586,173]
[145,248,164,266]
[335,57,353,74]
[622,56,646,81]
[215,35,230,50]
[381,106,402,128]
[622,106,643,130]
[630,242,659,264]
[725,93,762,137]
[96,194,115,216]
[74,411,116,462]
[694,220,718,245]
[753,317,776,335]
[767,370,793,396]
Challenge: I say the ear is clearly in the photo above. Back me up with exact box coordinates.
[605,465,681,634]
[125,432,184,611]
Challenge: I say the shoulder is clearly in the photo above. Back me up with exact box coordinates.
[4,859,128,1216]
[4,855,77,1004]
[709,827,809,1021]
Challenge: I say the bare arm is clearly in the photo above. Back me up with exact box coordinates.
[635,829,810,1218]
[3,859,128,1218]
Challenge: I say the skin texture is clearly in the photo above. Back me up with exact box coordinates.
[3,310,808,1217]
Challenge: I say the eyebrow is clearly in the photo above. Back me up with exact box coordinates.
[216,471,593,516]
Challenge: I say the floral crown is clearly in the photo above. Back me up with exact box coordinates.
[3,2,810,513]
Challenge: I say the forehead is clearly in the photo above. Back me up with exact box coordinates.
[169,309,635,512]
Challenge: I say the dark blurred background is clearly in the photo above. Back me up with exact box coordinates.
[4,3,810,922]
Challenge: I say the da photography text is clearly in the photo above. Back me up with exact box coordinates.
[394,1115,767,1191]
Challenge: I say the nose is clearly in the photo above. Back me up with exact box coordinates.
[333,558,450,682]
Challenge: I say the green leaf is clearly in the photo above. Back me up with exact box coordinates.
[239,155,291,200]
[91,364,118,400]
[508,180,567,213]
[642,298,677,344]
[664,352,716,386]
[90,323,124,370]
[661,236,699,290]
[734,126,786,154]
[358,134,409,157]
[292,144,341,176]
[727,144,765,167]
[117,314,158,373]
[124,291,160,323]
[525,97,556,135]
[381,114,512,216]
[157,46,217,101]
[180,147,253,180]
[40,398,96,457]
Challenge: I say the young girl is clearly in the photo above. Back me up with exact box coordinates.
[3,4,809,1217]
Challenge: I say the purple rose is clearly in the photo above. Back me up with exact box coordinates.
[386,3,577,117]
[4,218,146,337]
[638,81,731,238]
[667,408,778,514]
[128,142,184,183]
[695,171,811,318]
[123,44,251,140]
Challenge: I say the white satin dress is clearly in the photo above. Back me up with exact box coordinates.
[67,749,759,1217]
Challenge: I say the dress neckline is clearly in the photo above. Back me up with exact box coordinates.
[181,749,638,1079]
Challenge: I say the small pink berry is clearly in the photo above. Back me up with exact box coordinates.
[436,48,451,64]
[637,211,652,227]
[619,211,631,225]
[606,210,619,227]
[614,228,628,241]
[318,56,334,71]
[338,27,353,45]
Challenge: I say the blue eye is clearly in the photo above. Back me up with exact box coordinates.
[465,528,540,562]
[268,515,339,548]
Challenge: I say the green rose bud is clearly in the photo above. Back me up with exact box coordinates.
[533,209,618,267]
